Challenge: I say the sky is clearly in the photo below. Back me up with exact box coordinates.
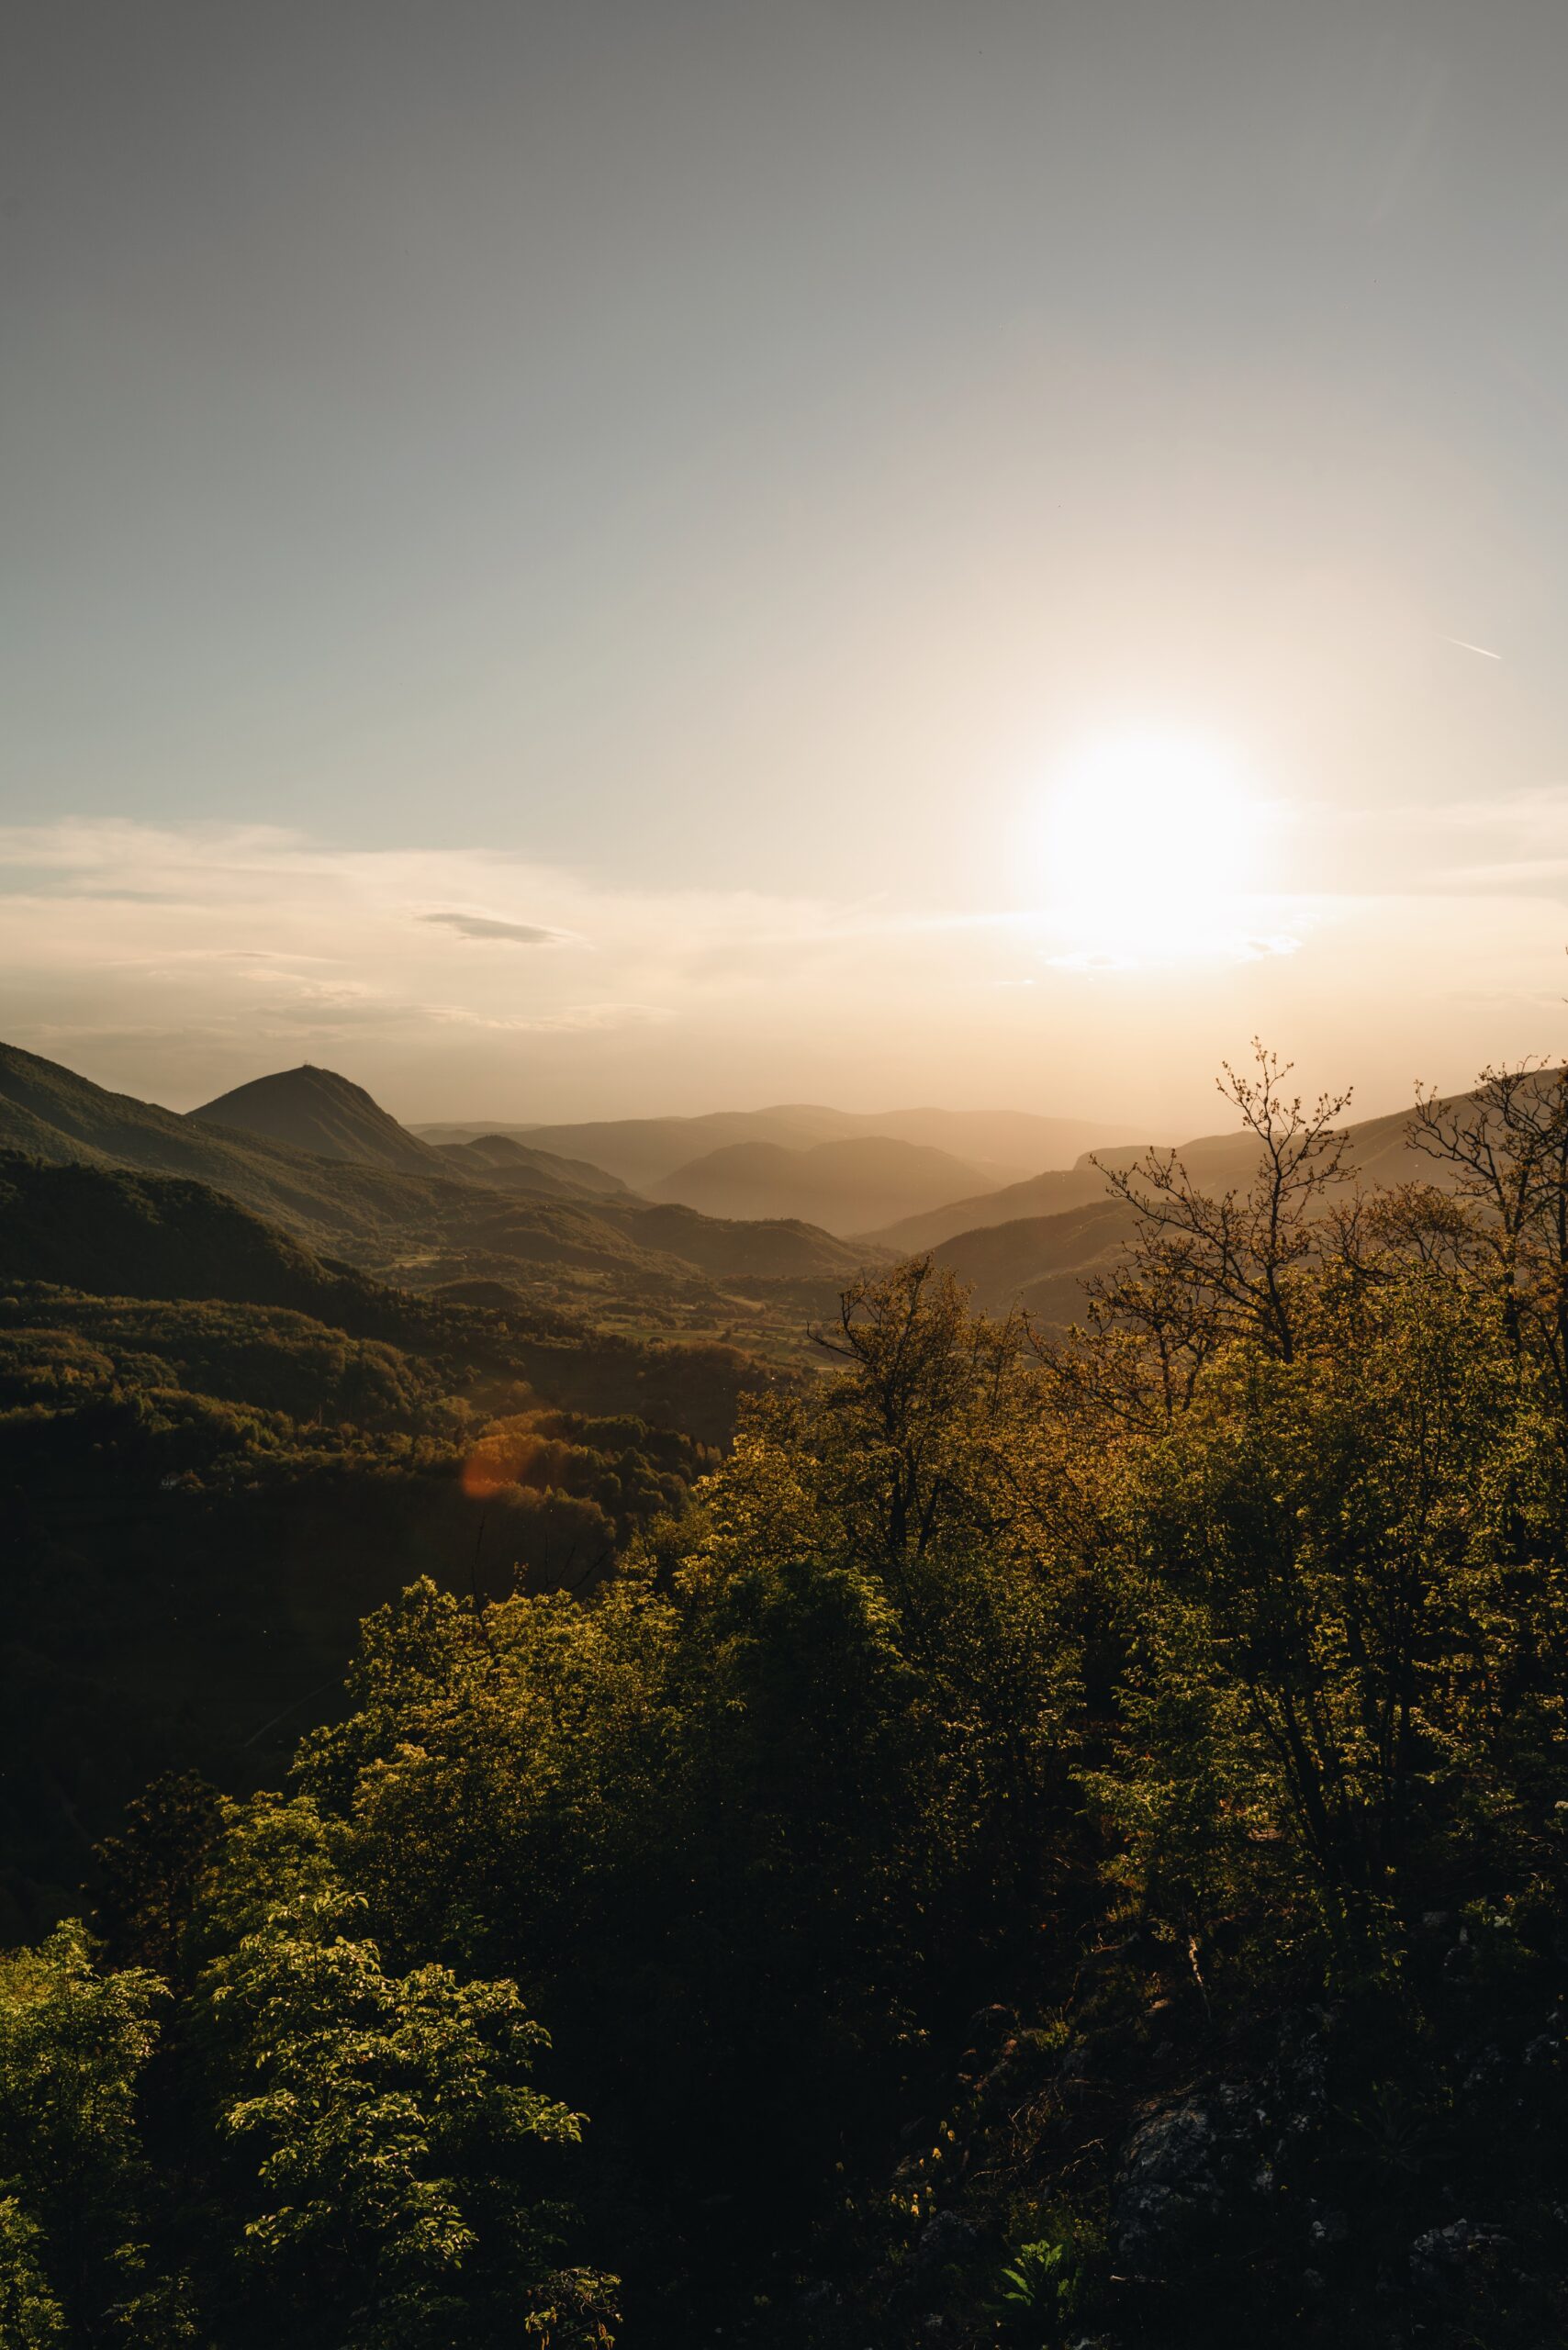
[5,0,1568,1132]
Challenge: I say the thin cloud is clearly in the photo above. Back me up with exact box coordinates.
[421,912,577,946]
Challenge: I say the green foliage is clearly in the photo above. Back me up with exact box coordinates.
[0,2196,67,2347]
[0,1923,166,2339]
[94,1774,223,1980]
[990,2230,1085,2339]
[201,1801,613,2349]
[1091,1271,1564,1968]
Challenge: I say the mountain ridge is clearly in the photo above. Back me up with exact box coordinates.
[414,1103,1149,1188]
[652,1133,1015,1234]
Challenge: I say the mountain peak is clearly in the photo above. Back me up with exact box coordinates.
[191,1064,441,1177]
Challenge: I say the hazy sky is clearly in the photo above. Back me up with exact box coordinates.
[6,0,1568,1129]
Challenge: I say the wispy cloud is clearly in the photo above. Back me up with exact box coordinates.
[421,912,577,946]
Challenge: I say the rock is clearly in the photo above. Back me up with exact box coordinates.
[913,2210,980,2277]
[964,2002,1016,2046]
[1114,2101,1224,2273]
[790,2278,847,2344]
[1409,2218,1511,2296]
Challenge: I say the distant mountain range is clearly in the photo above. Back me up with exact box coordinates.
[413,1103,1148,1191]
[431,1131,629,1200]
[649,1135,1016,1235]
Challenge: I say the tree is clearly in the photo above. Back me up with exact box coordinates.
[0,2196,66,2347]
[1410,1059,1568,1421]
[94,1774,223,1981]
[1051,1043,1353,1427]
[0,1921,166,2337]
[1099,1271,1536,1965]
[200,1797,617,2350]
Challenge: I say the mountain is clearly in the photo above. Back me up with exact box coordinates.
[651,1135,1012,1234]
[589,1200,875,1282]
[432,1132,630,1202]
[0,1039,479,1248]
[934,1197,1137,1318]
[194,1067,630,1205]
[829,1106,1148,1166]
[414,1104,1147,1188]
[191,1063,455,1178]
[403,1192,878,1299]
[0,1143,800,1433]
[872,1161,1117,1253]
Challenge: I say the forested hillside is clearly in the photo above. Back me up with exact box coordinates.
[6,1049,1568,2346]
[0,1147,793,1942]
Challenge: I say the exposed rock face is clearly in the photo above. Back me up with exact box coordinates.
[1115,2100,1225,2273]
[1409,2217,1514,2297]
[1112,2018,1331,2279]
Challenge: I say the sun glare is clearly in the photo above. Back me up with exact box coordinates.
[1040,731,1272,967]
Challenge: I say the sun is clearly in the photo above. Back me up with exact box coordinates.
[1040,730,1269,966]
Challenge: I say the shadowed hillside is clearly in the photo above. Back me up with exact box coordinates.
[0,1039,476,1248]
[0,1149,384,1321]
[0,1144,806,1934]
[195,1065,631,1203]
